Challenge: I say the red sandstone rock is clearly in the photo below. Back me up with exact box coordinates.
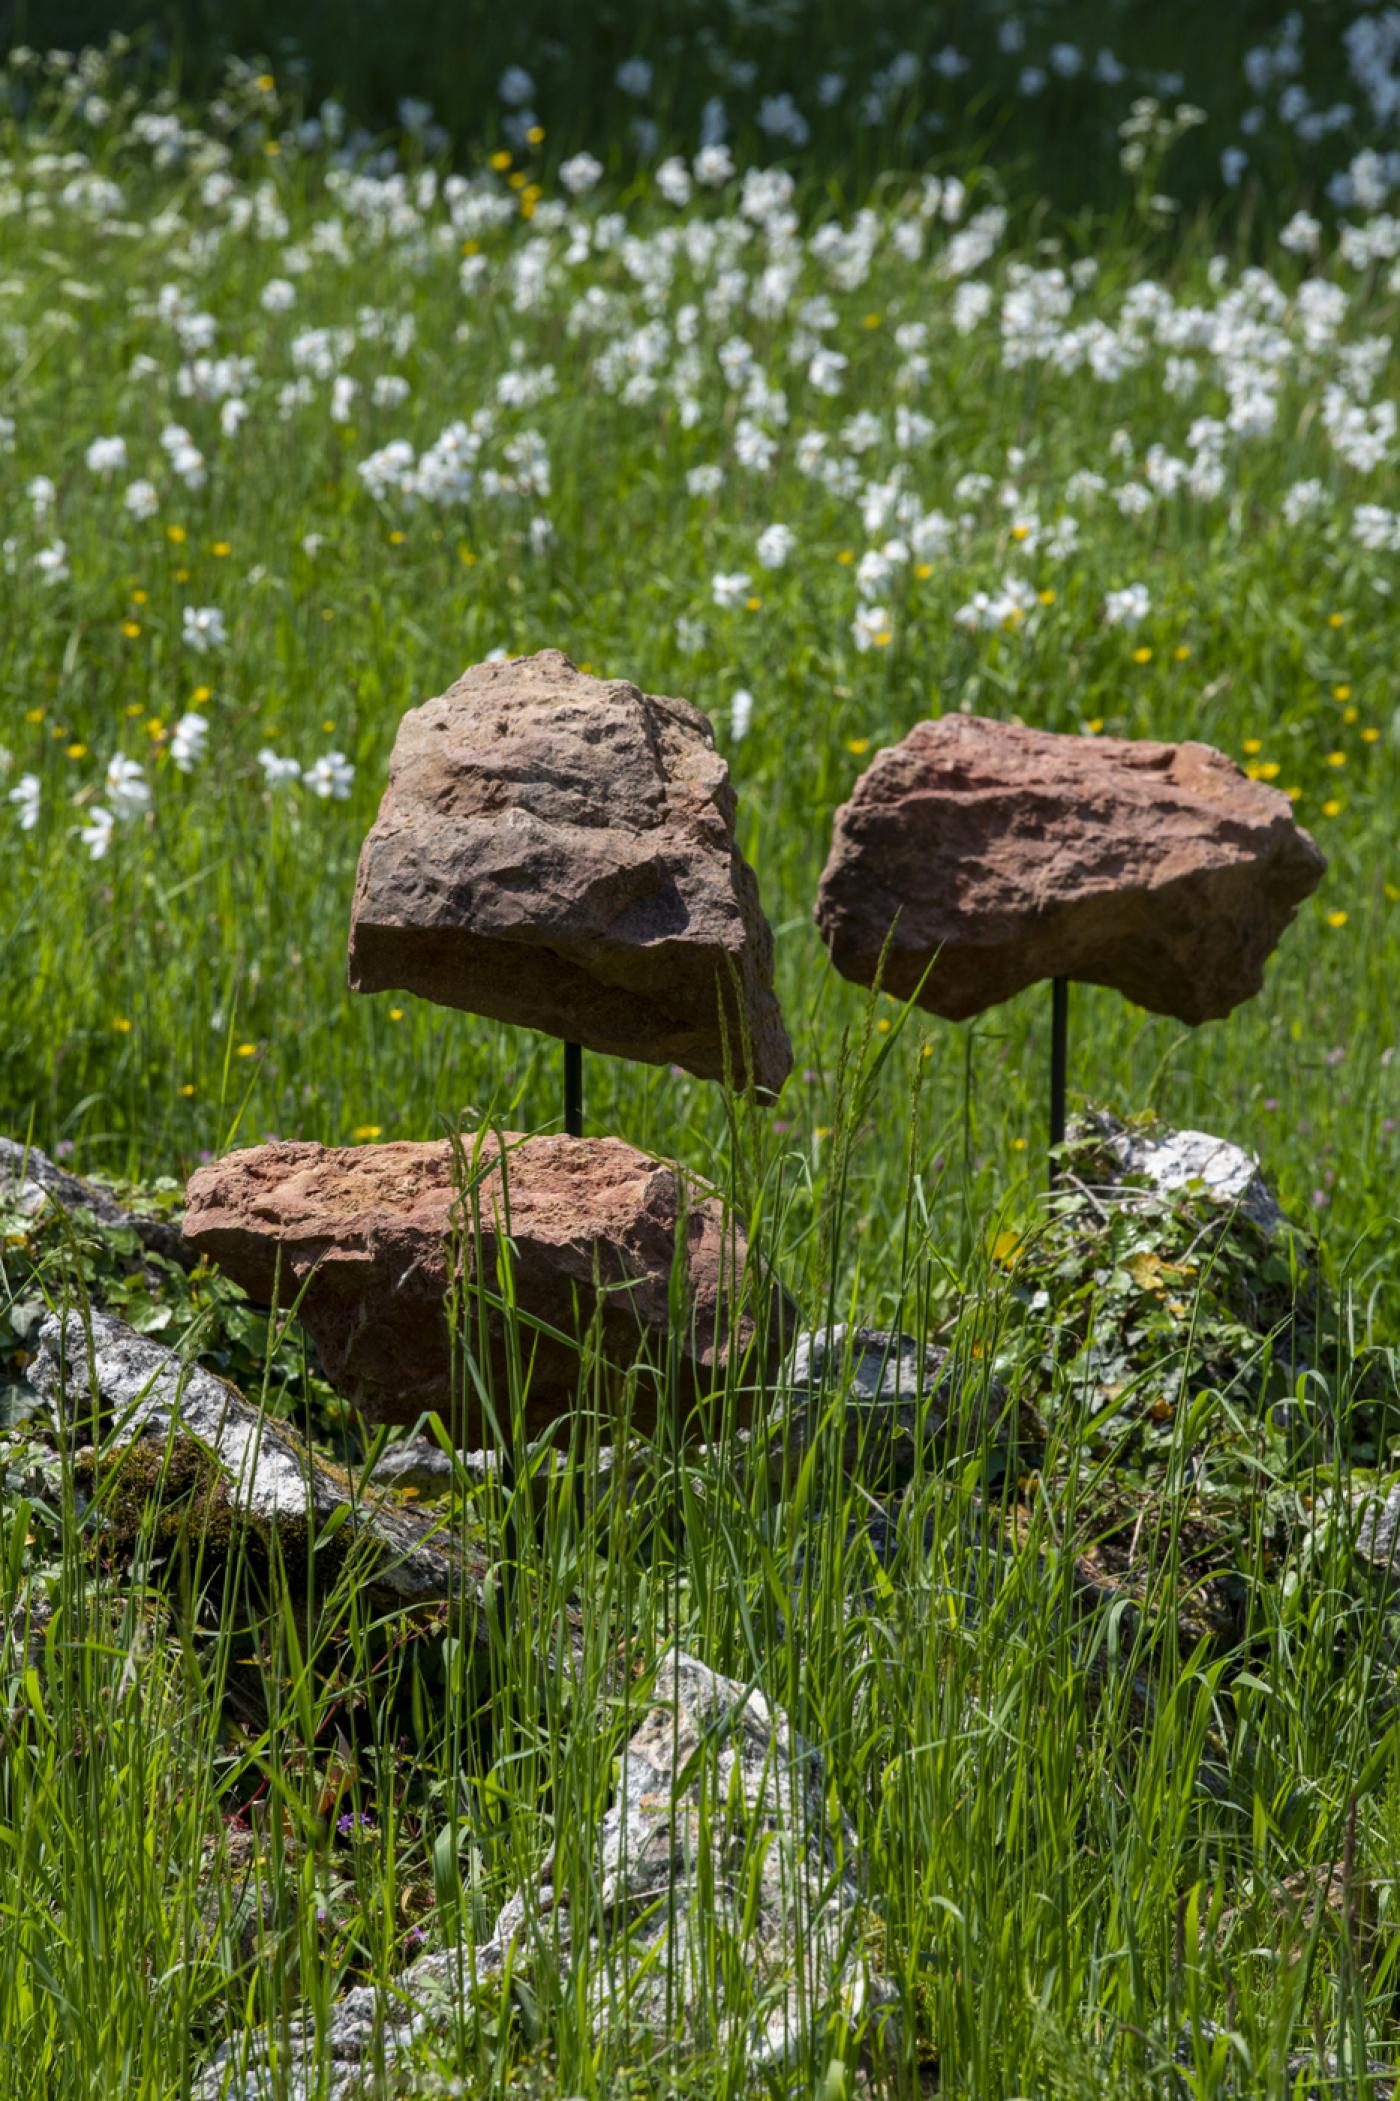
[182,1135,789,1441]
[815,716,1326,1023]
[347,650,791,1098]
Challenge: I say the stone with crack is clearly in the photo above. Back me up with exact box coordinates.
[347,648,792,1097]
[815,714,1325,1024]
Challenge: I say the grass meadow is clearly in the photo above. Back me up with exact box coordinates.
[3,8,1400,2095]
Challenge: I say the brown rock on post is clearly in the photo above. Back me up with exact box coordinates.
[182,1135,789,1442]
[815,716,1326,1024]
[347,649,792,1098]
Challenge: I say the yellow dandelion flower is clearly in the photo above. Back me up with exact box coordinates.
[1174,644,1191,660]
[458,545,477,565]
[1362,726,1380,743]
[846,737,871,755]
[1242,737,1262,754]
[745,595,762,611]
[388,529,406,545]
[1326,750,1346,767]
[125,703,143,717]
[1322,798,1343,817]
[212,540,230,557]
[264,140,281,158]
[508,171,526,191]
[1010,523,1030,541]
[876,1017,891,1033]
[256,72,275,91]
[526,125,545,145]
[461,239,480,257]
[389,1007,405,1021]
[1086,718,1104,734]
[1284,785,1302,801]
[862,312,882,328]
[121,620,141,638]
[235,1042,258,1058]
[1038,588,1056,605]
[66,742,86,759]
[1326,910,1348,928]
[174,567,190,583]
[1332,684,1351,701]
[25,708,44,724]
[1132,646,1153,664]
[814,1125,830,1140]
[193,685,211,703]
[1386,883,1400,903]
[1327,612,1345,628]
[321,719,335,732]
[836,550,854,565]
[112,1017,133,1034]
[1012,1137,1027,1151]
[131,588,148,606]
[180,1083,196,1097]
[166,524,186,544]
[916,563,933,581]
[352,1124,382,1141]
[873,628,892,646]
[1343,705,1358,725]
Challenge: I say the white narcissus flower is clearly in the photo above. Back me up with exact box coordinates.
[105,755,150,820]
[710,570,752,610]
[258,749,302,790]
[559,153,604,197]
[182,605,227,652]
[9,772,41,831]
[306,751,355,801]
[123,479,159,519]
[81,807,115,860]
[85,435,127,475]
[1103,582,1150,628]
[755,523,795,570]
[170,712,209,773]
[852,603,892,652]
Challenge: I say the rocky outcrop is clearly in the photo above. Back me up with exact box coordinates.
[815,715,1325,1023]
[0,1134,191,1266]
[182,1134,791,1441]
[29,1308,473,1615]
[195,1649,896,2099]
[348,649,792,1097]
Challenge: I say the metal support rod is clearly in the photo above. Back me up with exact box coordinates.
[1048,976,1069,1187]
[564,1040,583,1139]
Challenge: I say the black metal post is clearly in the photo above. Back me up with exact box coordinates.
[1049,976,1069,1187]
[564,1040,583,1138]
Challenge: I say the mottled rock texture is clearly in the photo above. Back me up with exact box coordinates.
[196,1649,895,2099]
[348,649,791,1096]
[183,1134,788,1441]
[30,1309,467,1615]
[815,715,1325,1023]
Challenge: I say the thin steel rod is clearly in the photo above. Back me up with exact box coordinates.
[564,1040,583,1139]
[1049,975,1069,1186]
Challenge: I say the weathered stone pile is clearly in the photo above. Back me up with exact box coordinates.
[177,673,1328,1451]
[187,649,794,1446]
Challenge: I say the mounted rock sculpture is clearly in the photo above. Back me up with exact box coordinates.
[347,649,791,1097]
[183,1134,789,1441]
[815,716,1326,1024]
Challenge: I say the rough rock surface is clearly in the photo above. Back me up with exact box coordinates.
[0,1134,190,1266]
[1072,1108,1284,1232]
[815,715,1325,1023]
[30,1309,471,1615]
[768,1322,1031,1487]
[182,1134,790,1440]
[348,649,792,1096]
[196,1649,895,2099]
